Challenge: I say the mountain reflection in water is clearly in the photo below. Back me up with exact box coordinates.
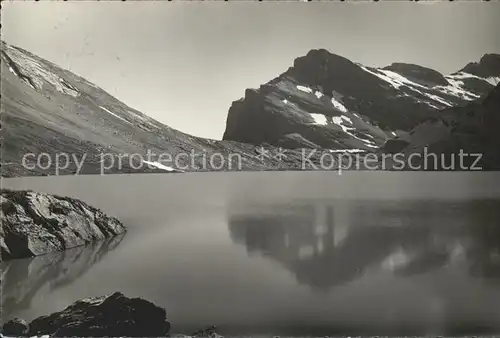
[2,170,500,336]
[228,200,500,292]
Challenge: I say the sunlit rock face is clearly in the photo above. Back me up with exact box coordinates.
[0,189,126,259]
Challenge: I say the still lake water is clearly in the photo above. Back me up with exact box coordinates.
[2,172,500,336]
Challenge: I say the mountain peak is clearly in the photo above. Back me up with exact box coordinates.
[459,53,500,78]
[480,53,500,64]
[306,48,331,56]
[303,48,339,60]
[286,48,367,96]
[223,47,500,151]
[293,48,353,68]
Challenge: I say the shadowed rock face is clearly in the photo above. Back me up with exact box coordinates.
[26,292,171,337]
[0,189,126,259]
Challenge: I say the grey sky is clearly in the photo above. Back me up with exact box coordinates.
[3,1,500,140]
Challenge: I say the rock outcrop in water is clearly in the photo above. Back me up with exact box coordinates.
[3,292,171,337]
[0,189,126,260]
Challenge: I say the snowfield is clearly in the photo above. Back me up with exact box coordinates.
[296,85,313,93]
[309,113,328,125]
[142,160,180,172]
[331,96,348,113]
[99,106,132,124]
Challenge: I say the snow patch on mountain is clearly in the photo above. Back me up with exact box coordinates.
[423,92,453,107]
[436,77,480,101]
[450,72,483,81]
[297,84,349,113]
[331,115,379,149]
[332,115,352,133]
[309,113,328,125]
[99,106,132,124]
[450,71,500,86]
[486,76,500,86]
[360,66,408,90]
[434,71,500,100]
[297,85,313,94]
[142,160,179,172]
[329,149,366,153]
[331,97,348,113]
[360,65,454,108]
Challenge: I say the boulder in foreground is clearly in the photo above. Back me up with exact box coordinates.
[0,189,126,260]
[26,292,171,337]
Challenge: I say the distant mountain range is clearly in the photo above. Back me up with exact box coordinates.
[224,50,499,149]
[1,41,499,176]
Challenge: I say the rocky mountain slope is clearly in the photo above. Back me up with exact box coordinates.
[0,189,126,259]
[2,41,499,174]
[223,49,500,152]
[0,41,322,176]
[383,83,500,170]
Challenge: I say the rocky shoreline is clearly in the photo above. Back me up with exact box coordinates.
[0,191,221,337]
[1,189,126,260]
[1,292,220,338]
